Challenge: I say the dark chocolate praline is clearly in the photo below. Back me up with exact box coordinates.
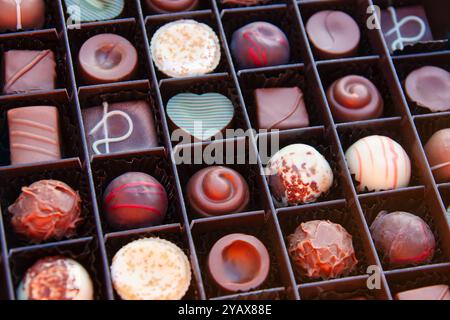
[146,0,198,13]
[327,75,384,122]
[103,172,168,230]
[186,166,250,217]
[231,21,290,69]
[208,233,270,293]
[78,33,138,84]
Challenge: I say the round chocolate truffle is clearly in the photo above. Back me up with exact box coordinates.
[424,128,450,183]
[186,166,250,217]
[150,19,221,78]
[17,256,94,300]
[345,135,411,192]
[78,33,138,84]
[111,238,191,300]
[405,66,450,112]
[103,172,168,230]
[327,75,384,122]
[288,220,358,279]
[306,10,361,59]
[370,211,435,267]
[8,180,82,243]
[0,0,45,32]
[230,21,290,69]
[208,233,270,293]
[146,0,198,13]
[266,144,334,207]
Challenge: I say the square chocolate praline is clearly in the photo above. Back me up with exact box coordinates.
[255,87,310,131]
[82,100,159,157]
[2,50,57,94]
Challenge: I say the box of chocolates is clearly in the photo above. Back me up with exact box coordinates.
[0,0,449,301]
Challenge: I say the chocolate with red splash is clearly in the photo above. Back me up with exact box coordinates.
[370,211,436,267]
[103,172,168,230]
[230,21,290,69]
[266,144,333,207]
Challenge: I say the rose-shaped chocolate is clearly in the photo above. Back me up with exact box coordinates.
[8,180,82,243]
[186,166,250,217]
[327,75,384,122]
[288,220,358,279]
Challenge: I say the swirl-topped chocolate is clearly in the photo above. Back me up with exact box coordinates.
[327,75,384,122]
[186,166,250,217]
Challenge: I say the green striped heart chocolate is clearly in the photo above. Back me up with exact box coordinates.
[64,0,124,23]
[167,93,235,141]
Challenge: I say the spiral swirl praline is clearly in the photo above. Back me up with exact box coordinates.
[186,166,250,217]
[327,75,384,122]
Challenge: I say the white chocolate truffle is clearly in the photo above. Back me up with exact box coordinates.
[266,144,334,207]
[150,19,221,78]
[345,135,411,192]
[17,257,94,300]
[111,237,191,300]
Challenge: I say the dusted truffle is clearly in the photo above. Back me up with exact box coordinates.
[424,128,450,183]
[8,106,61,165]
[231,21,290,69]
[78,33,138,84]
[17,256,94,300]
[306,10,360,59]
[395,285,450,300]
[405,66,450,113]
[150,20,221,78]
[146,0,198,13]
[0,0,45,32]
[3,49,56,94]
[327,75,384,122]
[255,87,310,130]
[186,166,250,217]
[288,220,358,279]
[8,180,82,243]
[345,135,411,192]
[370,211,435,267]
[111,238,191,300]
[166,93,235,142]
[266,144,334,207]
[208,233,270,293]
[103,172,168,230]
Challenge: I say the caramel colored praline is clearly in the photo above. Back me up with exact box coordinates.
[146,0,198,13]
[424,128,450,183]
[186,166,250,217]
[0,0,45,32]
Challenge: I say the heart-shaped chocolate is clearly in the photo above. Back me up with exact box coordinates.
[167,93,235,141]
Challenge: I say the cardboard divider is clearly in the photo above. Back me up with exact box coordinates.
[358,187,450,270]
[0,29,72,95]
[439,185,450,213]
[0,0,448,300]
[217,1,287,11]
[385,263,450,299]
[140,0,212,16]
[190,211,293,298]
[221,4,306,71]
[299,275,391,300]
[104,223,203,300]
[67,18,150,87]
[0,159,97,250]
[145,10,230,80]
[8,237,109,300]
[0,89,83,169]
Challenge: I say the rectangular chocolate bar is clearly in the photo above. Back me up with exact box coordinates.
[7,106,61,165]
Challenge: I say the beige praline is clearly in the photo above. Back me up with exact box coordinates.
[424,128,450,183]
